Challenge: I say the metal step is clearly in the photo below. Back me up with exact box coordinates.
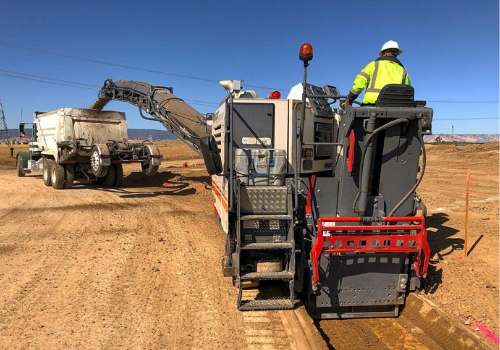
[239,298,294,310]
[240,214,292,221]
[240,242,293,250]
[241,271,293,280]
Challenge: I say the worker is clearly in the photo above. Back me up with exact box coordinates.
[347,40,410,106]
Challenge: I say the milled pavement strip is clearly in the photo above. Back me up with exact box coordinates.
[279,304,329,350]
[404,294,495,350]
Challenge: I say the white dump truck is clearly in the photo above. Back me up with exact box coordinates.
[16,108,162,189]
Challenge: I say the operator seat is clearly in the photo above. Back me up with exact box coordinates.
[375,84,426,107]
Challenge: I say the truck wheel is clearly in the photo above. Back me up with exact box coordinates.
[90,145,109,177]
[16,155,25,177]
[141,161,158,176]
[102,163,116,187]
[141,157,159,176]
[113,164,123,187]
[51,162,65,189]
[43,158,53,186]
[64,164,75,189]
[141,145,160,176]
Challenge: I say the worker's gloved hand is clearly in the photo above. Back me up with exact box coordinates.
[347,92,358,107]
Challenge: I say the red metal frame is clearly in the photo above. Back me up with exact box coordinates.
[305,175,316,215]
[310,216,430,289]
[346,129,355,173]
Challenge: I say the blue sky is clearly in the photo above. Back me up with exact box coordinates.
[0,0,498,134]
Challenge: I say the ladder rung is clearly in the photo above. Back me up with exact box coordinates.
[241,271,293,280]
[241,242,293,250]
[239,299,294,310]
[240,215,292,221]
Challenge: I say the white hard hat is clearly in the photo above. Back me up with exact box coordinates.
[379,40,403,56]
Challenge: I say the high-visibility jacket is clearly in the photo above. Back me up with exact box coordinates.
[350,56,410,105]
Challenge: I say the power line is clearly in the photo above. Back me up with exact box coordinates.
[0,68,219,106]
[0,68,100,88]
[0,41,285,91]
[427,101,499,103]
[0,70,220,107]
[0,67,497,114]
[1,42,500,102]
[0,72,96,90]
[434,117,498,121]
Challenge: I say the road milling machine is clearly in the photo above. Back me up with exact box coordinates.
[93,43,433,319]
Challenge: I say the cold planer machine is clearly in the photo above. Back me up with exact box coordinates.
[93,43,433,319]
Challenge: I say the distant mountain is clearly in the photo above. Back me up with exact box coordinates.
[127,129,176,141]
[424,134,499,143]
[6,128,30,138]
[2,128,176,142]
[2,128,499,144]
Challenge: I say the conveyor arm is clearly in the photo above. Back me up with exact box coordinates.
[92,79,210,155]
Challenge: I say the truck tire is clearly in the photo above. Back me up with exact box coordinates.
[51,162,65,189]
[90,145,109,177]
[102,163,116,187]
[141,145,160,176]
[64,164,75,189]
[43,158,53,186]
[141,161,159,176]
[16,155,25,177]
[113,164,123,187]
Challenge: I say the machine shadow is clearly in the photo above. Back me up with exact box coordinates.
[85,171,211,198]
[422,212,462,294]
[313,323,337,350]
[119,171,177,188]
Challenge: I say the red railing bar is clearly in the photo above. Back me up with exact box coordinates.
[311,215,430,289]
[318,216,424,223]
[319,225,423,231]
[323,236,421,242]
[325,248,419,253]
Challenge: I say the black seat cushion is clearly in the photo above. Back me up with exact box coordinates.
[375,84,415,107]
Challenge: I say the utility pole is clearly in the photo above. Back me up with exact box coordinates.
[0,95,9,146]
[451,125,454,143]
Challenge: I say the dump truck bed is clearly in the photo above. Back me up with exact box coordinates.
[36,108,128,161]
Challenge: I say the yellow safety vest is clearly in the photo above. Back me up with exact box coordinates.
[350,59,410,104]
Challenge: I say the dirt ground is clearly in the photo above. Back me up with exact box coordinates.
[418,143,499,334]
[0,145,296,349]
[0,142,498,349]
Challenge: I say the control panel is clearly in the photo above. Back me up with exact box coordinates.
[306,84,334,118]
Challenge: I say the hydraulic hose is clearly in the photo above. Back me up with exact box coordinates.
[388,121,426,217]
[138,106,157,121]
[353,118,410,213]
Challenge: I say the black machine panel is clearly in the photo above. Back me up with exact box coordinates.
[314,122,333,159]
[335,107,426,217]
[378,122,421,216]
[231,103,275,149]
[313,253,408,316]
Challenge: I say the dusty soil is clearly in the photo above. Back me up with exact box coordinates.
[419,143,499,333]
[0,145,297,349]
[0,142,498,349]
[0,145,26,170]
